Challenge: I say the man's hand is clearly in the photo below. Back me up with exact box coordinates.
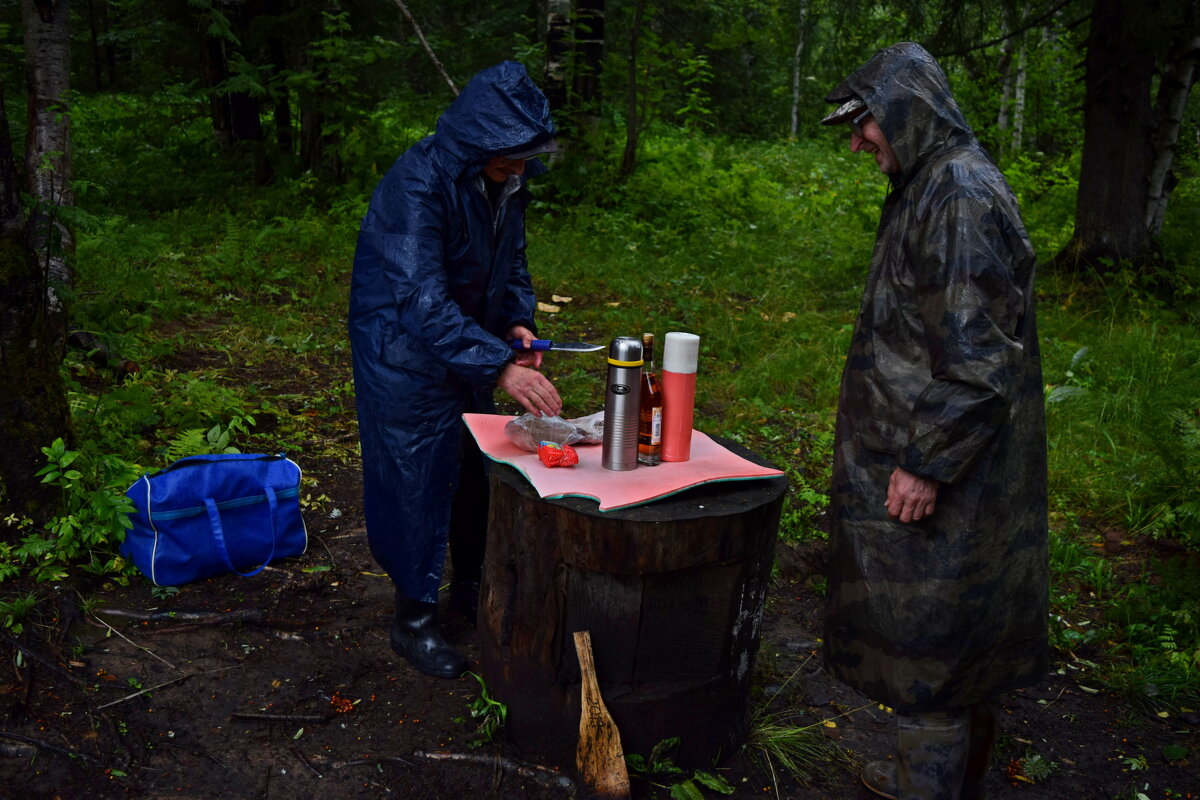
[886,467,939,523]
[507,325,543,368]
[498,362,562,418]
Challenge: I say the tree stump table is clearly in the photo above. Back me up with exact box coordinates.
[476,437,786,770]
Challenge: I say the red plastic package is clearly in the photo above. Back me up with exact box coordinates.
[538,441,579,468]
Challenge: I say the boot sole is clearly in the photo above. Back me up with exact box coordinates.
[861,773,898,800]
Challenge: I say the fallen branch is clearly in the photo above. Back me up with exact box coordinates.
[230,712,330,723]
[413,749,577,796]
[0,739,35,759]
[292,745,324,778]
[94,607,305,636]
[328,755,415,769]
[95,607,231,622]
[0,730,99,763]
[88,613,178,671]
[95,665,237,711]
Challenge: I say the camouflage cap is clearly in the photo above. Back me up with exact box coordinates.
[504,137,560,159]
[820,96,867,126]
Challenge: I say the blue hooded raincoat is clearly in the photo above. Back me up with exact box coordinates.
[349,62,556,603]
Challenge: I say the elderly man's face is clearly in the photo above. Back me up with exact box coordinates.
[850,116,902,175]
[483,156,527,183]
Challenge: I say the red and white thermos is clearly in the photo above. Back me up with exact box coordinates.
[660,331,700,462]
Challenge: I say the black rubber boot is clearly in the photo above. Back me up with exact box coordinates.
[390,593,468,679]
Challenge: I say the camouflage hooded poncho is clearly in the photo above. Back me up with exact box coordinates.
[823,43,1049,711]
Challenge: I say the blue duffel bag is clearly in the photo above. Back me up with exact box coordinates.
[121,453,308,586]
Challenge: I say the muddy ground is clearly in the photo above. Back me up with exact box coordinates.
[1,347,1197,800]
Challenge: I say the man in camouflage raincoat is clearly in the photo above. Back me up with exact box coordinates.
[820,43,1048,799]
[350,62,562,679]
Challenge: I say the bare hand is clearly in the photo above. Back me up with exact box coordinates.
[886,467,939,523]
[506,325,543,368]
[498,362,562,417]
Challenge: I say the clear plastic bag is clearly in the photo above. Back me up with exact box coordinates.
[504,412,604,452]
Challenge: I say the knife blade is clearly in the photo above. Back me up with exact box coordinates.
[509,339,604,353]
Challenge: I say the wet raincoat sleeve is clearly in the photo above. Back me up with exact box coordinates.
[498,224,537,334]
[357,176,516,391]
[898,178,1029,484]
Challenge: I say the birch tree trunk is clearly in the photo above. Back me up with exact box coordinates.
[0,76,72,525]
[789,2,809,141]
[544,0,571,112]
[998,37,1014,143]
[1011,37,1028,153]
[572,0,606,108]
[21,0,74,355]
[1145,36,1200,237]
[619,0,644,178]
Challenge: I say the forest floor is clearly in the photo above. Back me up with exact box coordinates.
[2,350,1197,800]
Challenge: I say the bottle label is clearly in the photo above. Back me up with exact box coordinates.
[650,407,662,445]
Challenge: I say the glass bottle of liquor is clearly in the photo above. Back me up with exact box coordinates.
[638,332,663,466]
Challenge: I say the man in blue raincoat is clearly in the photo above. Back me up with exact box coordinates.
[349,62,563,679]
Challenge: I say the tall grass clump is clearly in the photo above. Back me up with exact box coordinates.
[1039,278,1200,547]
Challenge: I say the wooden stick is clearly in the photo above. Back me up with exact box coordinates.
[573,631,630,800]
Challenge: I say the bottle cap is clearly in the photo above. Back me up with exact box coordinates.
[662,332,700,373]
[607,336,643,366]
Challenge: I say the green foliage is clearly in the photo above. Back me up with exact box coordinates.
[0,593,37,636]
[625,738,735,799]
[0,440,138,593]
[457,672,507,748]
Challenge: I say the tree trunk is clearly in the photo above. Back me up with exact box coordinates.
[0,76,71,526]
[21,0,74,356]
[572,0,605,108]
[203,34,235,154]
[1011,38,1028,154]
[85,0,105,91]
[998,37,1014,141]
[618,0,643,179]
[1145,36,1200,237]
[543,0,570,112]
[1052,0,1156,271]
[789,1,809,140]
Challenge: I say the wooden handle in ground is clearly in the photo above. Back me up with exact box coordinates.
[573,630,631,799]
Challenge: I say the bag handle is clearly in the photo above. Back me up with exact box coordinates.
[203,487,279,577]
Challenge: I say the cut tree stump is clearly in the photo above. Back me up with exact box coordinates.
[477,436,786,770]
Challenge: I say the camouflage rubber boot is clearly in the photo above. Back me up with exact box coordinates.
[962,700,999,799]
[895,708,969,800]
[861,759,898,799]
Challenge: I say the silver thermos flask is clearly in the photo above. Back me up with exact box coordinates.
[601,336,643,471]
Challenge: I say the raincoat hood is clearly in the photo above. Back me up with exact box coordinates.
[826,42,974,181]
[433,61,557,180]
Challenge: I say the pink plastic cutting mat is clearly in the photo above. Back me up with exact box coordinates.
[463,413,784,512]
